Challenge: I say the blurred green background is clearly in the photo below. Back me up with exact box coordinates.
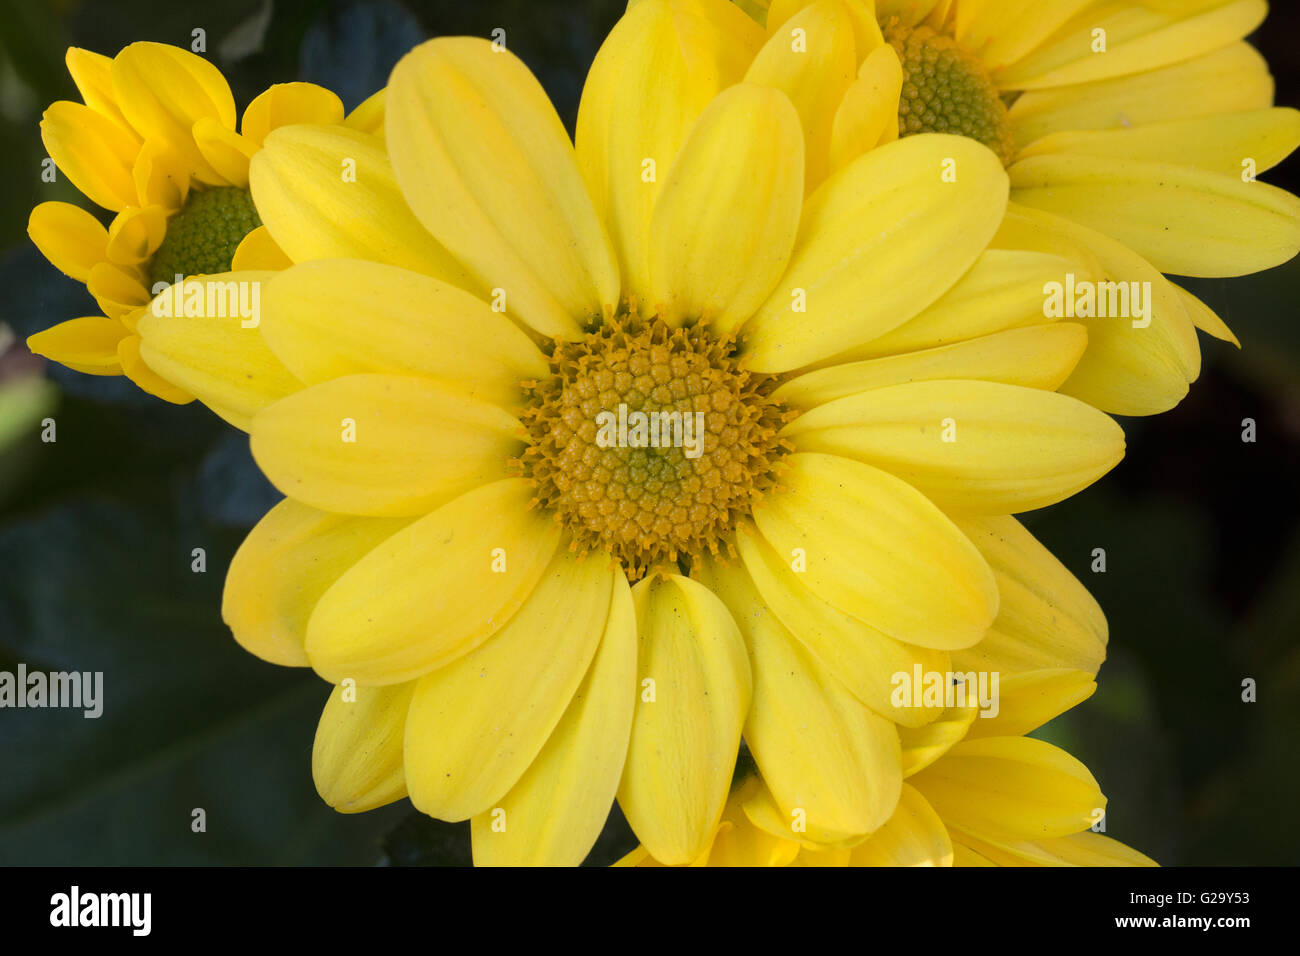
[0,0,1296,866]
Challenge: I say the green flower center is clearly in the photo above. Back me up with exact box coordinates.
[148,186,261,288]
[517,317,790,580]
[884,20,1016,165]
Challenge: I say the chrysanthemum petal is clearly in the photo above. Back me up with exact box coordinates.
[1005,204,1198,415]
[404,547,614,822]
[230,225,293,271]
[28,201,108,282]
[222,497,412,667]
[192,117,257,188]
[312,682,413,813]
[898,699,979,777]
[648,83,803,333]
[1173,282,1238,347]
[954,0,1092,70]
[343,88,386,137]
[698,527,950,727]
[26,316,127,375]
[776,323,1088,410]
[248,373,523,516]
[471,572,636,866]
[1016,108,1300,179]
[751,452,999,649]
[1010,153,1300,278]
[105,204,168,266]
[1027,831,1159,866]
[745,0,857,193]
[240,82,345,148]
[260,260,546,408]
[848,784,952,866]
[249,125,473,288]
[742,134,1008,372]
[994,0,1267,91]
[132,140,190,211]
[304,479,562,685]
[86,261,150,320]
[41,101,141,212]
[135,274,302,430]
[829,43,903,174]
[576,0,763,308]
[66,48,129,126]
[387,38,619,339]
[1008,42,1273,147]
[910,736,1104,842]
[965,668,1097,739]
[110,41,236,184]
[619,573,750,865]
[950,514,1107,677]
[783,380,1125,514]
[705,554,902,840]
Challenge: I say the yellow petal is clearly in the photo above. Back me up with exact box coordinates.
[1173,282,1239,347]
[994,0,1267,91]
[404,548,614,821]
[66,47,129,126]
[828,43,904,174]
[192,117,257,188]
[619,573,751,865]
[222,497,412,667]
[742,134,1008,371]
[848,784,953,866]
[751,453,998,649]
[86,261,150,320]
[344,88,387,137]
[117,334,192,403]
[1029,830,1159,866]
[775,323,1089,410]
[1008,42,1274,147]
[230,225,293,271]
[304,479,562,684]
[754,455,993,650]
[965,668,1097,739]
[576,0,764,308]
[248,373,523,517]
[709,553,903,840]
[132,139,191,210]
[26,316,127,375]
[110,41,236,184]
[910,736,1105,842]
[1010,153,1300,278]
[951,515,1107,677]
[387,38,619,339]
[28,201,108,282]
[240,81,345,147]
[41,100,141,212]
[954,0,1092,70]
[1015,108,1300,179]
[1007,204,1198,416]
[647,83,803,333]
[135,273,303,430]
[312,682,413,813]
[784,379,1125,515]
[898,697,979,777]
[699,527,950,727]
[105,205,168,266]
[745,0,858,193]
[471,572,636,866]
[259,259,546,409]
[249,125,474,288]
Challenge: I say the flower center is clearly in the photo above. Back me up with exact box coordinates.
[884,19,1016,165]
[518,317,790,580]
[148,186,262,288]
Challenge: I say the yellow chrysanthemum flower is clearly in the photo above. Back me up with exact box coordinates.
[731,0,1300,414]
[24,42,376,401]
[134,12,1136,864]
[620,667,1158,867]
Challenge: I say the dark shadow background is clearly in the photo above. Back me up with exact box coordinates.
[0,0,1296,865]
